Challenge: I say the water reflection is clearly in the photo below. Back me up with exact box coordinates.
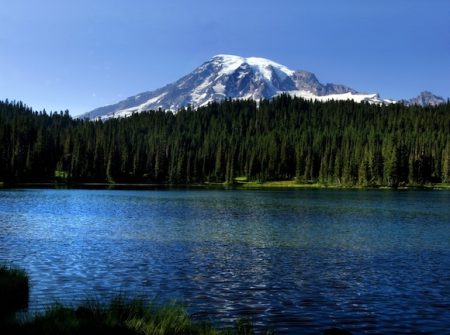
[0,189,450,333]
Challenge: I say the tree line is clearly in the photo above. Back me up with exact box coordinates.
[1,96,449,187]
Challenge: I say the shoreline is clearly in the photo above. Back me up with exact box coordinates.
[1,180,450,190]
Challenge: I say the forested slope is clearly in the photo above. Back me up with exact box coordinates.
[1,96,449,186]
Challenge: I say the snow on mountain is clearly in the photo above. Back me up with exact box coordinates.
[214,54,295,79]
[285,91,383,104]
[81,55,440,120]
[405,91,446,107]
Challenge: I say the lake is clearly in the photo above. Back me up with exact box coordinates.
[0,188,449,333]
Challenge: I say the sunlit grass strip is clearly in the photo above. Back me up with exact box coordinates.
[0,265,29,316]
[16,297,261,335]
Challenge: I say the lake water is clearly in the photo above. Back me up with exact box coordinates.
[1,188,449,333]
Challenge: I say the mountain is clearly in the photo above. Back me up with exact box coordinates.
[405,91,446,107]
[81,55,438,120]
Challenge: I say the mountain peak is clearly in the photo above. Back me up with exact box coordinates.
[210,54,295,81]
[406,91,446,107]
[81,55,442,120]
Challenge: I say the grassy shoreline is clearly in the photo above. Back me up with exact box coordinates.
[2,299,265,335]
[232,180,450,190]
[2,179,450,190]
[0,266,269,335]
[3,299,261,335]
[0,267,358,335]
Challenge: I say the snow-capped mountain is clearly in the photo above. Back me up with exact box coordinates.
[405,91,446,107]
[81,55,438,120]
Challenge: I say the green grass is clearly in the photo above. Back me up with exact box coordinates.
[2,296,268,335]
[54,170,69,179]
[0,267,356,334]
[429,183,450,189]
[0,266,261,334]
[0,265,29,316]
[233,178,339,189]
[231,178,450,190]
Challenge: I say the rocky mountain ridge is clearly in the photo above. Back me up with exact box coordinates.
[82,55,446,120]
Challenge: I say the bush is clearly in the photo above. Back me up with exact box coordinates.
[0,265,29,316]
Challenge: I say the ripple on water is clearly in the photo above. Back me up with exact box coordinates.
[1,188,450,334]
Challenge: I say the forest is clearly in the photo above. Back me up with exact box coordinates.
[0,95,449,187]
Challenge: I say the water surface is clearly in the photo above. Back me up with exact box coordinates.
[1,188,449,333]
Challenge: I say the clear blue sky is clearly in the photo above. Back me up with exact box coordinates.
[0,0,449,116]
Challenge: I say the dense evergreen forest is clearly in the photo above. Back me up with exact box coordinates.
[1,96,450,187]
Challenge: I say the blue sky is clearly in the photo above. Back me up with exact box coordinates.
[0,0,449,116]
